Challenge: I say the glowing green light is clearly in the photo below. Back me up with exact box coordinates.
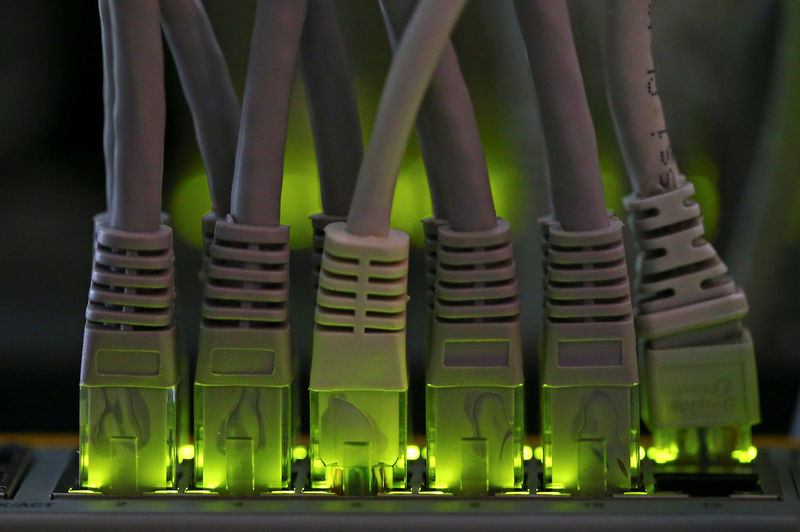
[523,445,534,461]
[731,445,758,464]
[169,171,212,249]
[194,384,291,493]
[685,152,721,241]
[406,445,421,461]
[292,446,308,461]
[647,444,679,464]
[79,386,177,493]
[178,445,195,462]
[310,390,407,494]
[599,153,625,215]
[639,446,645,461]
[421,446,428,460]
[425,385,524,494]
[533,446,543,462]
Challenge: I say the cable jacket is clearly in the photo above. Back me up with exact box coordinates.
[230,0,308,226]
[99,0,114,211]
[604,0,683,196]
[300,0,363,218]
[380,0,496,232]
[346,0,468,237]
[514,0,608,231]
[161,0,240,216]
[108,0,165,233]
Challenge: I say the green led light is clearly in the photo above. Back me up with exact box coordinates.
[194,384,292,494]
[649,427,755,465]
[79,386,177,494]
[309,390,407,495]
[731,445,758,464]
[647,443,679,464]
[533,446,543,462]
[292,446,308,461]
[406,445,421,461]
[639,446,645,461]
[178,444,195,462]
[523,445,534,461]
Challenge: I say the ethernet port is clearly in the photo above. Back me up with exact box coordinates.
[653,472,761,497]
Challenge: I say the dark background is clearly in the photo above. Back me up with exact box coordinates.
[1,0,797,437]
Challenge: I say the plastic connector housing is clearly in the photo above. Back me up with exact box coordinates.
[194,217,293,494]
[80,222,179,494]
[539,216,640,495]
[310,213,347,297]
[309,222,409,495]
[625,182,761,464]
[426,219,524,494]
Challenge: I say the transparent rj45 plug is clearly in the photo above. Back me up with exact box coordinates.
[193,218,294,493]
[539,216,640,495]
[425,220,525,494]
[80,222,179,494]
[309,222,410,495]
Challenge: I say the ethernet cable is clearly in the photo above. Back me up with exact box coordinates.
[380,0,523,495]
[193,0,307,495]
[299,0,364,292]
[309,0,467,495]
[160,0,241,249]
[604,0,759,465]
[515,0,640,495]
[81,0,179,494]
[99,0,113,212]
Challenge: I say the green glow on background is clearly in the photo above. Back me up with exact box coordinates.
[599,153,625,215]
[292,446,308,461]
[170,171,211,249]
[685,153,721,241]
[406,445,421,461]
[523,445,533,461]
[178,444,195,462]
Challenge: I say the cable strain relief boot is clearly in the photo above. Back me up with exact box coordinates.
[80,221,178,494]
[625,182,760,464]
[426,218,524,494]
[309,221,409,495]
[201,212,219,258]
[310,213,347,300]
[194,216,292,493]
[539,216,640,496]
[422,217,448,313]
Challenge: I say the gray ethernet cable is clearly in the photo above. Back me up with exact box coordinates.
[604,0,759,465]
[515,0,640,495]
[81,0,179,494]
[309,0,467,495]
[160,0,241,252]
[299,0,364,293]
[381,0,523,494]
[193,0,307,494]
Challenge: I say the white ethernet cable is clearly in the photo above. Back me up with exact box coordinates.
[381,0,524,495]
[604,0,759,465]
[193,0,307,494]
[309,0,467,495]
[515,0,640,495]
[81,0,180,494]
